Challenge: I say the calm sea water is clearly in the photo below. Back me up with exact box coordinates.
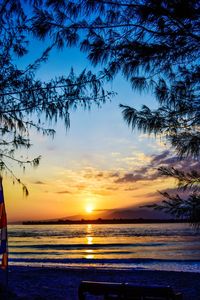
[8,223,200,272]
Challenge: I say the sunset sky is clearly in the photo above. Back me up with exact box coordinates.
[4,40,178,222]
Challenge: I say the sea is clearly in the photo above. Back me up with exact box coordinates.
[8,223,200,272]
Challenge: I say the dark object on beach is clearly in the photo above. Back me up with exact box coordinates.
[78,281,183,300]
[0,285,17,300]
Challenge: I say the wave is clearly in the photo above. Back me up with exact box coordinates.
[8,231,199,238]
[7,224,200,273]
[9,250,133,255]
[8,242,166,249]
[9,257,200,264]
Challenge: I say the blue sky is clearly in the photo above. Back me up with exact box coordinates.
[5,37,174,222]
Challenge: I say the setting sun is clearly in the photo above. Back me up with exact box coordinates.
[85,204,94,213]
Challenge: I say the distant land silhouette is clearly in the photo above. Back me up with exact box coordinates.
[23,218,187,225]
[21,206,186,225]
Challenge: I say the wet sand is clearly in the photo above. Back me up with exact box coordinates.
[1,266,200,299]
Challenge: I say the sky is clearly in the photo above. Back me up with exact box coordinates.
[4,39,178,222]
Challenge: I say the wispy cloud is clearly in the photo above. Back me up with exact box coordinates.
[115,150,200,184]
[56,190,71,194]
[93,190,112,196]
[106,187,119,191]
[124,187,141,191]
[151,150,170,163]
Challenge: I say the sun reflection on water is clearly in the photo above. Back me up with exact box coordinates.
[86,236,93,244]
[85,254,94,259]
[84,224,95,259]
[87,224,92,233]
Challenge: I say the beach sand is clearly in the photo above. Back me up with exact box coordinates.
[1,266,200,300]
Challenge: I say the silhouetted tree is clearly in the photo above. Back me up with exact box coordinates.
[32,0,200,223]
[0,0,112,192]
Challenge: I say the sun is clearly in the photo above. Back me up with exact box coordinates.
[85,204,94,214]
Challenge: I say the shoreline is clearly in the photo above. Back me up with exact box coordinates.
[8,260,200,274]
[21,219,188,225]
[1,266,200,299]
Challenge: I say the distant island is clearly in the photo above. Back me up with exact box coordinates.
[23,218,187,225]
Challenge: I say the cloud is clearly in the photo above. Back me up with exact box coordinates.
[158,187,191,198]
[151,150,170,163]
[34,181,45,185]
[124,187,140,191]
[152,150,200,171]
[106,187,119,191]
[56,190,71,194]
[93,189,112,196]
[54,167,122,196]
[115,173,145,183]
[115,150,200,184]
[111,152,121,157]
[97,172,104,177]
[110,172,120,178]
[160,157,180,164]
[82,168,109,180]
[76,184,87,191]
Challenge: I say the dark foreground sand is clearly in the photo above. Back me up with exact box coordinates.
[1,266,200,300]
